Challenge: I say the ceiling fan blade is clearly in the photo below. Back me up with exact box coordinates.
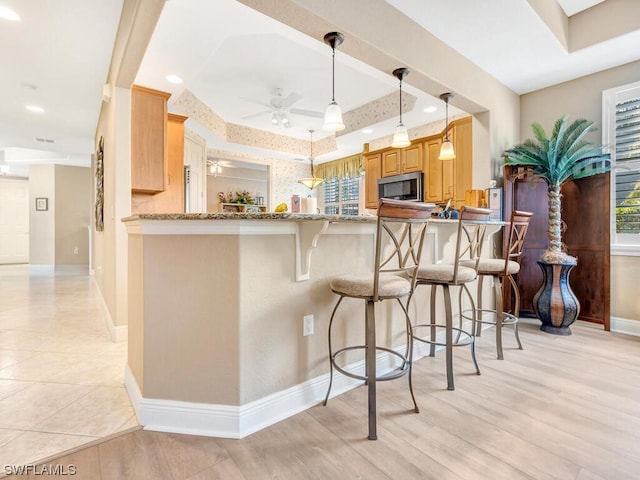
[279,91,302,108]
[290,108,324,118]
[241,110,271,120]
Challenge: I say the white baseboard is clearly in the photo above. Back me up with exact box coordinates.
[121,320,479,439]
[610,316,640,336]
[28,265,89,275]
[92,277,128,343]
[124,360,364,439]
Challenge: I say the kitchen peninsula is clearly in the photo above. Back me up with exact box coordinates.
[123,212,487,439]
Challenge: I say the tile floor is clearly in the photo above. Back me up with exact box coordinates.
[0,265,137,468]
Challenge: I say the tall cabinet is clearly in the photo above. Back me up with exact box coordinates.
[503,165,610,329]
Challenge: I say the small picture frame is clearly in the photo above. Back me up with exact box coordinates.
[36,197,48,211]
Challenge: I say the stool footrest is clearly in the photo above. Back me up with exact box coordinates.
[331,345,410,382]
[412,323,474,347]
[461,308,518,326]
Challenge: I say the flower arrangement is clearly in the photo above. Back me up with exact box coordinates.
[218,190,256,204]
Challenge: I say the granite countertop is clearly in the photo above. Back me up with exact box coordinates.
[122,212,378,223]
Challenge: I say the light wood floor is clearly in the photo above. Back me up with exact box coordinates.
[6,318,640,480]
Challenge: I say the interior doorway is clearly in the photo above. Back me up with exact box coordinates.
[0,177,29,264]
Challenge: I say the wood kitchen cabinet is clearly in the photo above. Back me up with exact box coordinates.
[132,113,188,214]
[424,136,453,203]
[364,152,382,209]
[424,117,472,208]
[381,143,423,177]
[364,116,472,209]
[131,85,171,193]
[451,117,473,209]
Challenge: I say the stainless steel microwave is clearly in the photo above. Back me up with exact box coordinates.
[377,172,423,202]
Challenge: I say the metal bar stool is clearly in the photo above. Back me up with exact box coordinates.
[464,210,533,359]
[323,198,434,440]
[410,206,492,391]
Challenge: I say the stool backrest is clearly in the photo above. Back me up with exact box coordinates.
[502,210,534,275]
[374,198,435,301]
[453,206,493,283]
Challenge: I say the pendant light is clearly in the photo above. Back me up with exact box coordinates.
[322,32,345,132]
[438,92,456,160]
[298,130,324,190]
[391,67,411,148]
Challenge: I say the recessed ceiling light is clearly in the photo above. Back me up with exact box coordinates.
[26,105,44,113]
[362,128,373,134]
[423,106,437,113]
[0,6,20,21]
[166,75,183,84]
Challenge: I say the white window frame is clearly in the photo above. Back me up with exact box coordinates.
[603,80,640,256]
[320,176,364,216]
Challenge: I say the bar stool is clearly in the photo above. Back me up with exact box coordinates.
[465,210,533,359]
[323,198,434,440]
[410,206,492,391]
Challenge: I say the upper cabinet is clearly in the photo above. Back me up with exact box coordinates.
[451,117,473,210]
[131,85,171,193]
[364,152,382,209]
[131,113,188,214]
[365,117,473,209]
[381,143,423,177]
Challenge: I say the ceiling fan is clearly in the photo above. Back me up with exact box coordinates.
[242,88,323,128]
[207,159,236,176]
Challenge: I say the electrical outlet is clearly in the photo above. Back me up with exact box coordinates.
[73,246,79,255]
[303,314,314,336]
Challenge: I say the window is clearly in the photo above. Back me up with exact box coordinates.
[322,176,361,215]
[603,81,640,253]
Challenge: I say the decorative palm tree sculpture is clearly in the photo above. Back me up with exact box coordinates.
[504,115,610,334]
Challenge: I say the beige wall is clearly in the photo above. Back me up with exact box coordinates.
[206,166,268,212]
[28,165,55,265]
[28,164,91,266]
[54,165,91,265]
[521,60,640,324]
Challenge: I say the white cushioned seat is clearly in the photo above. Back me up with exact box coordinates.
[416,264,477,283]
[461,258,520,275]
[330,272,411,298]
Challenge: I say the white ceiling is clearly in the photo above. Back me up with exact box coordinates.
[0,0,124,176]
[1,0,639,176]
[389,0,640,95]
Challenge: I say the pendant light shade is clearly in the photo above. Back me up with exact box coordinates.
[439,139,455,160]
[391,67,411,148]
[322,32,345,132]
[298,130,324,190]
[392,124,410,148]
[438,92,456,160]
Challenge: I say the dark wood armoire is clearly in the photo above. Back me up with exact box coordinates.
[503,166,610,330]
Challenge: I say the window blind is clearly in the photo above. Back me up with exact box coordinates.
[614,96,640,234]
